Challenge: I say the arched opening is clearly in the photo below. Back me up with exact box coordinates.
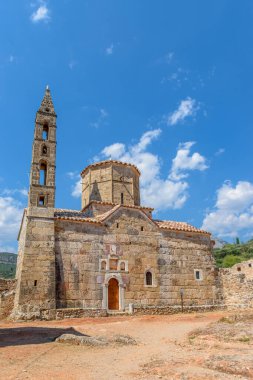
[108,278,119,310]
[101,261,106,271]
[145,271,153,286]
[39,162,47,185]
[41,144,48,155]
[120,262,125,271]
[42,124,49,140]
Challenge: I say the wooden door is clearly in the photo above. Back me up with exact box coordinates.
[108,278,119,310]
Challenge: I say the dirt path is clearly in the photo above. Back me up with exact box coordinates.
[0,312,250,379]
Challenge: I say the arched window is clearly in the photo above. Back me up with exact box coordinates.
[120,262,125,271]
[41,145,48,155]
[101,261,106,271]
[145,271,153,286]
[42,124,49,140]
[39,162,47,185]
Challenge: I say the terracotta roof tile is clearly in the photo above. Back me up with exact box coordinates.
[155,220,210,235]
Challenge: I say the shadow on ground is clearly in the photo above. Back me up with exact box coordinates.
[0,326,85,347]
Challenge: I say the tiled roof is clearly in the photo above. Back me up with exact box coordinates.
[54,208,210,235]
[54,209,100,224]
[80,160,141,176]
[155,220,210,235]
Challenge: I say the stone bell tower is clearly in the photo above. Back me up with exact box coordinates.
[13,87,57,320]
[28,86,56,209]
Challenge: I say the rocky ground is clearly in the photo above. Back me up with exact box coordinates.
[0,310,252,380]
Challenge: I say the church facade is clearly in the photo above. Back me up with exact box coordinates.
[13,89,217,320]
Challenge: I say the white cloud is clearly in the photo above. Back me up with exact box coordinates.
[102,143,125,160]
[169,142,208,181]
[0,196,23,252]
[90,108,109,129]
[167,97,199,126]
[72,179,82,198]
[2,188,28,197]
[106,44,114,55]
[215,148,225,156]
[202,181,253,238]
[70,130,208,211]
[31,3,50,23]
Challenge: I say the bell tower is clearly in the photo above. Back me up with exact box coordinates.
[28,86,56,209]
[13,87,57,320]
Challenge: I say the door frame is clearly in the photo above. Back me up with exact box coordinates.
[102,274,125,311]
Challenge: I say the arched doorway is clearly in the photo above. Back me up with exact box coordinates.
[108,278,119,310]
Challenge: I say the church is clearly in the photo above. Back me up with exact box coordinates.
[12,88,217,320]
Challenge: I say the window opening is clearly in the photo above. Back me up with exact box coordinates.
[146,271,152,286]
[101,261,106,271]
[34,280,37,287]
[42,145,47,155]
[42,124,48,140]
[141,226,144,231]
[38,196,45,206]
[121,193,124,204]
[195,270,201,280]
[39,163,47,185]
[120,262,125,271]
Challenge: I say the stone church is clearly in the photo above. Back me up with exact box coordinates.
[12,88,217,320]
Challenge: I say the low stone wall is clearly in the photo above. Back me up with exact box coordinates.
[132,304,227,315]
[41,308,108,320]
[220,260,253,308]
[0,279,16,319]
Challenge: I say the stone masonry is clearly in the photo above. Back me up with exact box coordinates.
[11,88,221,320]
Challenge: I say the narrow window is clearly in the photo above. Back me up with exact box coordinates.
[39,163,47,185]
[195,270,200,280]
[42,145,47,155]
[120,262,125,271]
[34,280,37,287]
[146,271,152,286]
[121,193,124,204]
[101,261,106,271]
[141,226,144,231]
[42,124,49,140]
[116,223,119,228]
[237,267,241,272]
[249,263,252,268]
[38,196,45,206]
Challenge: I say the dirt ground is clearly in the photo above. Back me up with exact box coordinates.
[0,310,253,380]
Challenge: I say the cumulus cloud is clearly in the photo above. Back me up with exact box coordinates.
[202,181,253,238]
[0,196,24,252]
[167,97,199,126]
[31,2,50,23]
[70,130,208,211]
[169,142,208,181]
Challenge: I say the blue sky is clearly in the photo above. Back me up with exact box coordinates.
[1,1,253,252]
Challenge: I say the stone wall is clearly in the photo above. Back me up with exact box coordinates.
[12,207,56,320]
[220,260,253,308]
[0,279,16,319]
[54,207,217,312]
